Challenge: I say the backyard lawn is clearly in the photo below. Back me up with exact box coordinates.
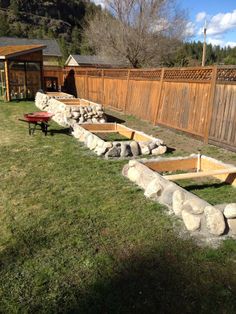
[0,100,236,313]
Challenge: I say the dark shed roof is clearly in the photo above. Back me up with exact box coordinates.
[0,37,62,57]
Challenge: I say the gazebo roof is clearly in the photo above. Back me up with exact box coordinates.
[0,45,46,60]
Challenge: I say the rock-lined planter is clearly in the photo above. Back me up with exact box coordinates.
[46,92,75,99]
[72,123,167,158]
[35,92,106,127]
[122,156,236,240]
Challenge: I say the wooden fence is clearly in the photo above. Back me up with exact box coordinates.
[63,66,236,151]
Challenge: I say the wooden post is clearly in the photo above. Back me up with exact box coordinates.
[101,69,105,106]
[85,70,88,100]
[204,66,217,143]
[124,69,131,113]
[153,67,165,125]
[4,60,10,102]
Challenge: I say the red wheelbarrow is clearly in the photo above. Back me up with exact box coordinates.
[20,112,54,135]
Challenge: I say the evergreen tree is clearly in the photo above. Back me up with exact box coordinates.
[9,0,20,16]
[0,13,10,36]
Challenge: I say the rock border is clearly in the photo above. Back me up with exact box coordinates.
[122,158,236,239]
[72,123,167,158]
[35,92,106,127]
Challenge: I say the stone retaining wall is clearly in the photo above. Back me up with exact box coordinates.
[35,92,106,127]
[123,157,236,239]
[72,124,167,158]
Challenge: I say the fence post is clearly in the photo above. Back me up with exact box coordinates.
[124,69,131,113]
[153,67,165,125]
[85,70,89,99]
[101,69,105,106]
[204,66,217,144]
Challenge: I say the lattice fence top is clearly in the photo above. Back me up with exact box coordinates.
[103,70,128,78]
[164,68,213,81]
[217,68,236,82]
[72,66,236,83]
[129,70,162,80]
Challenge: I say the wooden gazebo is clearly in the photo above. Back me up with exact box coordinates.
[0,45,45,101]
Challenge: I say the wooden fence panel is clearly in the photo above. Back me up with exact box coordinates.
[103,78,127,110]
[87,77,103,103]
[126,80,161,122]
[64,66,236,151]
[157,81,210,138]
[209,83,236,150]
[75,76,86,98]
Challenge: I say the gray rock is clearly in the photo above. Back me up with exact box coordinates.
[79,117,85,124]
[99,118,106,123]
[227,219,236,234]
[182,198,206,215]
[204,206,226,236]
[139,143,150,155]
[182,210,201,231]
[127,166,140,182]
[148,141,158,150]
[86,134,94,148]
[151,145,167,155]
[224,204,236,219]
[72,112,80,119]
[105,146,121,158]
[160,184,177,206]
[130,141,140,156]
[120,143,132,157]
[144,179,162,199]
[172,190,185,216]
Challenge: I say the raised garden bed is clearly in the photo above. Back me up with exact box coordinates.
[123,155,236,240]
[46,92,75,99]
[36,92,106,126]
[73,123,167,158]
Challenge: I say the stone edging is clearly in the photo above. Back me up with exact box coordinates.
[122,158,236,239]
[72,123,167,158]
[35,92,106,127]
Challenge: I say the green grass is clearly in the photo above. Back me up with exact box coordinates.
[95,132,129,142]
[0,101,236,313]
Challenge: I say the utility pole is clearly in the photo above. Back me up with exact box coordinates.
[202,20,207,67]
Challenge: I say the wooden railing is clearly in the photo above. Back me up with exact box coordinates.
[63,66,236,151]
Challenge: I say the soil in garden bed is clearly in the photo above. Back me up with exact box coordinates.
[95,132,129,142]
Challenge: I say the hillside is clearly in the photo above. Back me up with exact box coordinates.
[0,0,102,58]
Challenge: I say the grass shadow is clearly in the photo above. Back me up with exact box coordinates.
[105,114,126,124]
[49,128,72,136]
[184,181,230,192]
[52,249,236,314]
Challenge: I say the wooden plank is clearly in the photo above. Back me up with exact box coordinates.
[154,67,165,125]
[145,158,197,172]
[204,66,217,143]
[124,69,131,112]
[163,167,236,181]
[4,60,10,101]
[82,123,117,131]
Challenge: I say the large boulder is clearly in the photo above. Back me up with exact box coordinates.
[204,206,226,236]
[182,210,201,232]
[224,204,236,219]
[144,179,163,199]
[227,219,236,235]
[130,141,140,156]
[172,190,185,216]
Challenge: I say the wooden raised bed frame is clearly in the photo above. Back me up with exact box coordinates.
[144,155,236,187]
[81,123,155,142]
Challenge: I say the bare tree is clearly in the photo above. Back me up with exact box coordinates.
[85,0,188,67]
